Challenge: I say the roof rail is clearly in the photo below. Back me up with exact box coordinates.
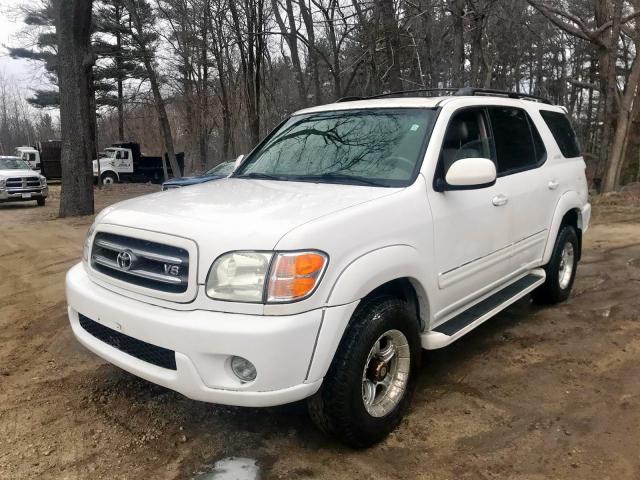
[453,87,552,104]
[335,95,367,103]
[369,88,460,99]
[334,87,553,105]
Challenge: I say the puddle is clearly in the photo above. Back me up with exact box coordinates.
[194,457,260,480]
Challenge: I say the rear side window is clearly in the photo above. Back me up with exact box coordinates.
[488,106,547,175]
[540,110,581,158]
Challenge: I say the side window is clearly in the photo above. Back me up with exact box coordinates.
[29,153,37,162]
[540,110,581,158]
[122,150,129,159]
[439,108,494,175]
[488,107,546,175]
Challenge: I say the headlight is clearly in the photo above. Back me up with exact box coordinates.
[40,176,47,186]
[206,250,328,303]
[207,251,273,302]
[83,223,96,262]
[0,178,5,188]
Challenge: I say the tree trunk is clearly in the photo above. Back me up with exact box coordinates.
[378,0,403,91]
[55,0,95,217]
[126,0,182,178]
[229,0,262,146]
[598,0,622,191]
[450,0,465,85]
[115,2,125,140]
[298,0,321,104]
[272,0,307,106]
[603,54,640,191]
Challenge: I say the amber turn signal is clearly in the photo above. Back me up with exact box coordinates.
[267,251,328,302]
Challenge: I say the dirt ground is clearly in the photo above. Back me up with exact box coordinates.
[0,184,639,480]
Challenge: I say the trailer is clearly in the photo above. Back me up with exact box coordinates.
[15,141,62,180]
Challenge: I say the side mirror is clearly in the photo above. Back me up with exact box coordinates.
[444,157,496,190]
[234,154,245,170]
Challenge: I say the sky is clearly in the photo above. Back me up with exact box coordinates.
[0,0,48,91]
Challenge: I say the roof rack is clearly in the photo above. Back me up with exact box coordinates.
[334,87,552,105]
[453,87,552,104]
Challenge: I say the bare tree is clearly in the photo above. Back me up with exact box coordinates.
[529,0,640,191]
[125,0,182,178]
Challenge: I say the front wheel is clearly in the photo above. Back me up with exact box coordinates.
[532,225,579,304]
[101,172,118,186]
[36,198,45,207]
[308,295,421,448]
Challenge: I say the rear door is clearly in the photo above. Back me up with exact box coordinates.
[486,105,551,273]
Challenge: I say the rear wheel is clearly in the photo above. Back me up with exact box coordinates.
[307,294,421,448]
[101,172,118,186]
[532,225,579,304]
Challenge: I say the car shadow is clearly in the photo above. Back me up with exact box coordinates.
[0,202,39,210]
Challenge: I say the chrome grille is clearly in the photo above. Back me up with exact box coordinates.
[6,177,41,192]
[91,232,189,293]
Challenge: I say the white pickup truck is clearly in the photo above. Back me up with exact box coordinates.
[0,156,48,206]
[67,89,590,447]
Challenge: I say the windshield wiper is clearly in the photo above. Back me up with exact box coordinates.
[291,173,389,187]
[236,172,290,181]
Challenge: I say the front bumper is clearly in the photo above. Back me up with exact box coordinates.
[0,186,48,202]
[66,263,324,407]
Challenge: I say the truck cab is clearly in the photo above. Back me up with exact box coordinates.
[15,146,41,173]
[93,147,133,184]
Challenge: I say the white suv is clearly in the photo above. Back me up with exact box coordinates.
[66,89,590,447]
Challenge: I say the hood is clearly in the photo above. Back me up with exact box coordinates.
[0,169,39,178]
[99,177,400,282]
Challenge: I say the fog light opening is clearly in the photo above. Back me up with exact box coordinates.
[230,356,257,383]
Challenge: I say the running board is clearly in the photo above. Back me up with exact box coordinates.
[421,269,546,350]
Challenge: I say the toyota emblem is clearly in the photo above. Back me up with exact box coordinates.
[116,250,134,271]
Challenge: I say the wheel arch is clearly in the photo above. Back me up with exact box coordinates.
[100,169,120,182]
[326,245,431,330]
[543,191,584,264]
[306,246,431,383]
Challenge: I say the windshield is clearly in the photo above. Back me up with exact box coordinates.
[206,161,234,176]
[0,157,32,170]
[235,108,436,187]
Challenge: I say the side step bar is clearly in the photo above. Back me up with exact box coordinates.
[421,269,546,350]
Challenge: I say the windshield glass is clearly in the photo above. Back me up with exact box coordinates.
[206,161,234,176]
[235,108,436,187]
[106,149,118,159]
[0,157,31,170]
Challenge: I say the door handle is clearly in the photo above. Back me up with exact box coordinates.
[492,194,508,206]
[548,180,559,190]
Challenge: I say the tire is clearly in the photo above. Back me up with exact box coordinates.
[532,224,579,305]
[36,198,45,207]
[307,294,421,448]
[101,172,118,185]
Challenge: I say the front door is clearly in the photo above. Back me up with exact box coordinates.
[427,107,513,322]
